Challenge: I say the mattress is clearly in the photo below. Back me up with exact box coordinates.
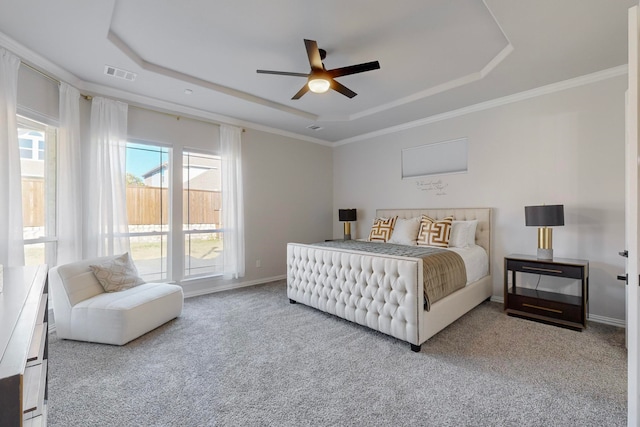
[444,245,489,284]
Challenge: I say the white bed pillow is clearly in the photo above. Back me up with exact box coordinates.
[450,220,478,248]
[388,217,421,246]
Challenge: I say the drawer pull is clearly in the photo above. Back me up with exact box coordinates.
[522,266,563,274]
[522,303,562,314]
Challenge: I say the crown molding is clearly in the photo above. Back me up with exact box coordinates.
[0,30,330,146]
[335,64,628,146]
[107,30,318,122]
[1,28,628,149]
[0,31,82,87]
[339,43,514,123]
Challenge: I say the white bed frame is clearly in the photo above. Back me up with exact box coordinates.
[287,208,492,351]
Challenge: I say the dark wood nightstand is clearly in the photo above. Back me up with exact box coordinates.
[504,254,589,331]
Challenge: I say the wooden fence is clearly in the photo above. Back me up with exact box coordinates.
[126,186,221,226]
[21,178,221,227]
[22,178,45,227]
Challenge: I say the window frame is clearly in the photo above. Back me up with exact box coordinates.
[182,148,223,279]
[125,140,173,282]
[18,115,58,266]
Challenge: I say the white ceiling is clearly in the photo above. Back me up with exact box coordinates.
[0,0,635,144]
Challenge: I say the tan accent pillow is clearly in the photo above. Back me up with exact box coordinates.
[368,216,398,242]
[417,216,453,247]
[90,253,145,293]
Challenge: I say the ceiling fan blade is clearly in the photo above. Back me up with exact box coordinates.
[327,61,380,78]
[292,84,310,100]
[331,79,357,98]
[256,70,310,77]
[304,39,324,71]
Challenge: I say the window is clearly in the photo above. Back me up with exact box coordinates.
[19,117,57,266]
[125,142,170,281]
[401,137,468,179]
[183,151,222,278]
[124,143,223,281]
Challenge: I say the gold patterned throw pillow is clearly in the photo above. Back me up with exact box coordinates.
[368,216,398,242]
[416,216,453,247]
[90,253,145,293]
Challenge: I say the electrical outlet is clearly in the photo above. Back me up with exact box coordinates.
[256,259,261,268]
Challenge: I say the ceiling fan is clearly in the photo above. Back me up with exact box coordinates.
[257,39,380,100]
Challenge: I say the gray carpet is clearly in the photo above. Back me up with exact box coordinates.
[48,280,627,426]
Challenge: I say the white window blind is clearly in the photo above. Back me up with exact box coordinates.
[401,137,468,179]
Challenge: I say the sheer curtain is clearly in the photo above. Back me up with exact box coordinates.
[0,48,24,266]
[220,124,245,279]
[85,97,130,258]
[57,83,83,264]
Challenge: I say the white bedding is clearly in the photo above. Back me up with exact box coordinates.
[444,245,489,284]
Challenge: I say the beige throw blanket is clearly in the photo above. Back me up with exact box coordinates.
[312,241,467,310]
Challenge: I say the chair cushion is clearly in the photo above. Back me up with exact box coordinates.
[54,258,110,306]
[69,282,183,345]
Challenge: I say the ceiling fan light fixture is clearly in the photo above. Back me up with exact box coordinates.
[308,77,330,94]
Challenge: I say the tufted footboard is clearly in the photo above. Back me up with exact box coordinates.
[287,208,492,350]
[287,243,424,346]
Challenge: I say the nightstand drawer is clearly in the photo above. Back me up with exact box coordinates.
[507,260,584,279]
[508,293,582,324]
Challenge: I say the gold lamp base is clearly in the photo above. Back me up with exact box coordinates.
[343,222,352,240]
[537,227,553,260]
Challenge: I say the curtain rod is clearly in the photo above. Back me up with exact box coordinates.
[21,61,60,85]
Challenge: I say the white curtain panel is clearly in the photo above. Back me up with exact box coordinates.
[220,124,245,279]
[57,83,83,264]
[85,97,130,258]
[0,48,24,266]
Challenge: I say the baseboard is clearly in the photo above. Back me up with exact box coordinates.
[489,296,625,328]
[490,296,504,304]
[588,314,626,328]
[48,318,56,334]
[182,275,287,299]
[47,285,624,334]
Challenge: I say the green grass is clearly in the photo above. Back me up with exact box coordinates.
[131,237,223,260]
[24,238,224,266]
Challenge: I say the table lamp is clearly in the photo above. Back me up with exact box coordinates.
[339,209,357,240]
[525,204,564,260]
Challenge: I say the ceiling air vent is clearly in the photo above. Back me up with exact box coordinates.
[104,65,137,82]
[306,124,323,131]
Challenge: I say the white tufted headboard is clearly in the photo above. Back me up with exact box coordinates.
[376,208,492,273]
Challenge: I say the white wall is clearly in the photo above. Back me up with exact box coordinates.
[333,75,627,323]
[242,130,333,283]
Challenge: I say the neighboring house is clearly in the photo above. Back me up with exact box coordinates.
[18,128,44,179]
[141,156,221,191]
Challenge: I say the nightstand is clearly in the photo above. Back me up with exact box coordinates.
[504,254,589,331]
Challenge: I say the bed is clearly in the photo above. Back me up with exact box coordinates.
[286,208,492,351]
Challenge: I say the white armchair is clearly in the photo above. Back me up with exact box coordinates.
[49,255,184,345]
